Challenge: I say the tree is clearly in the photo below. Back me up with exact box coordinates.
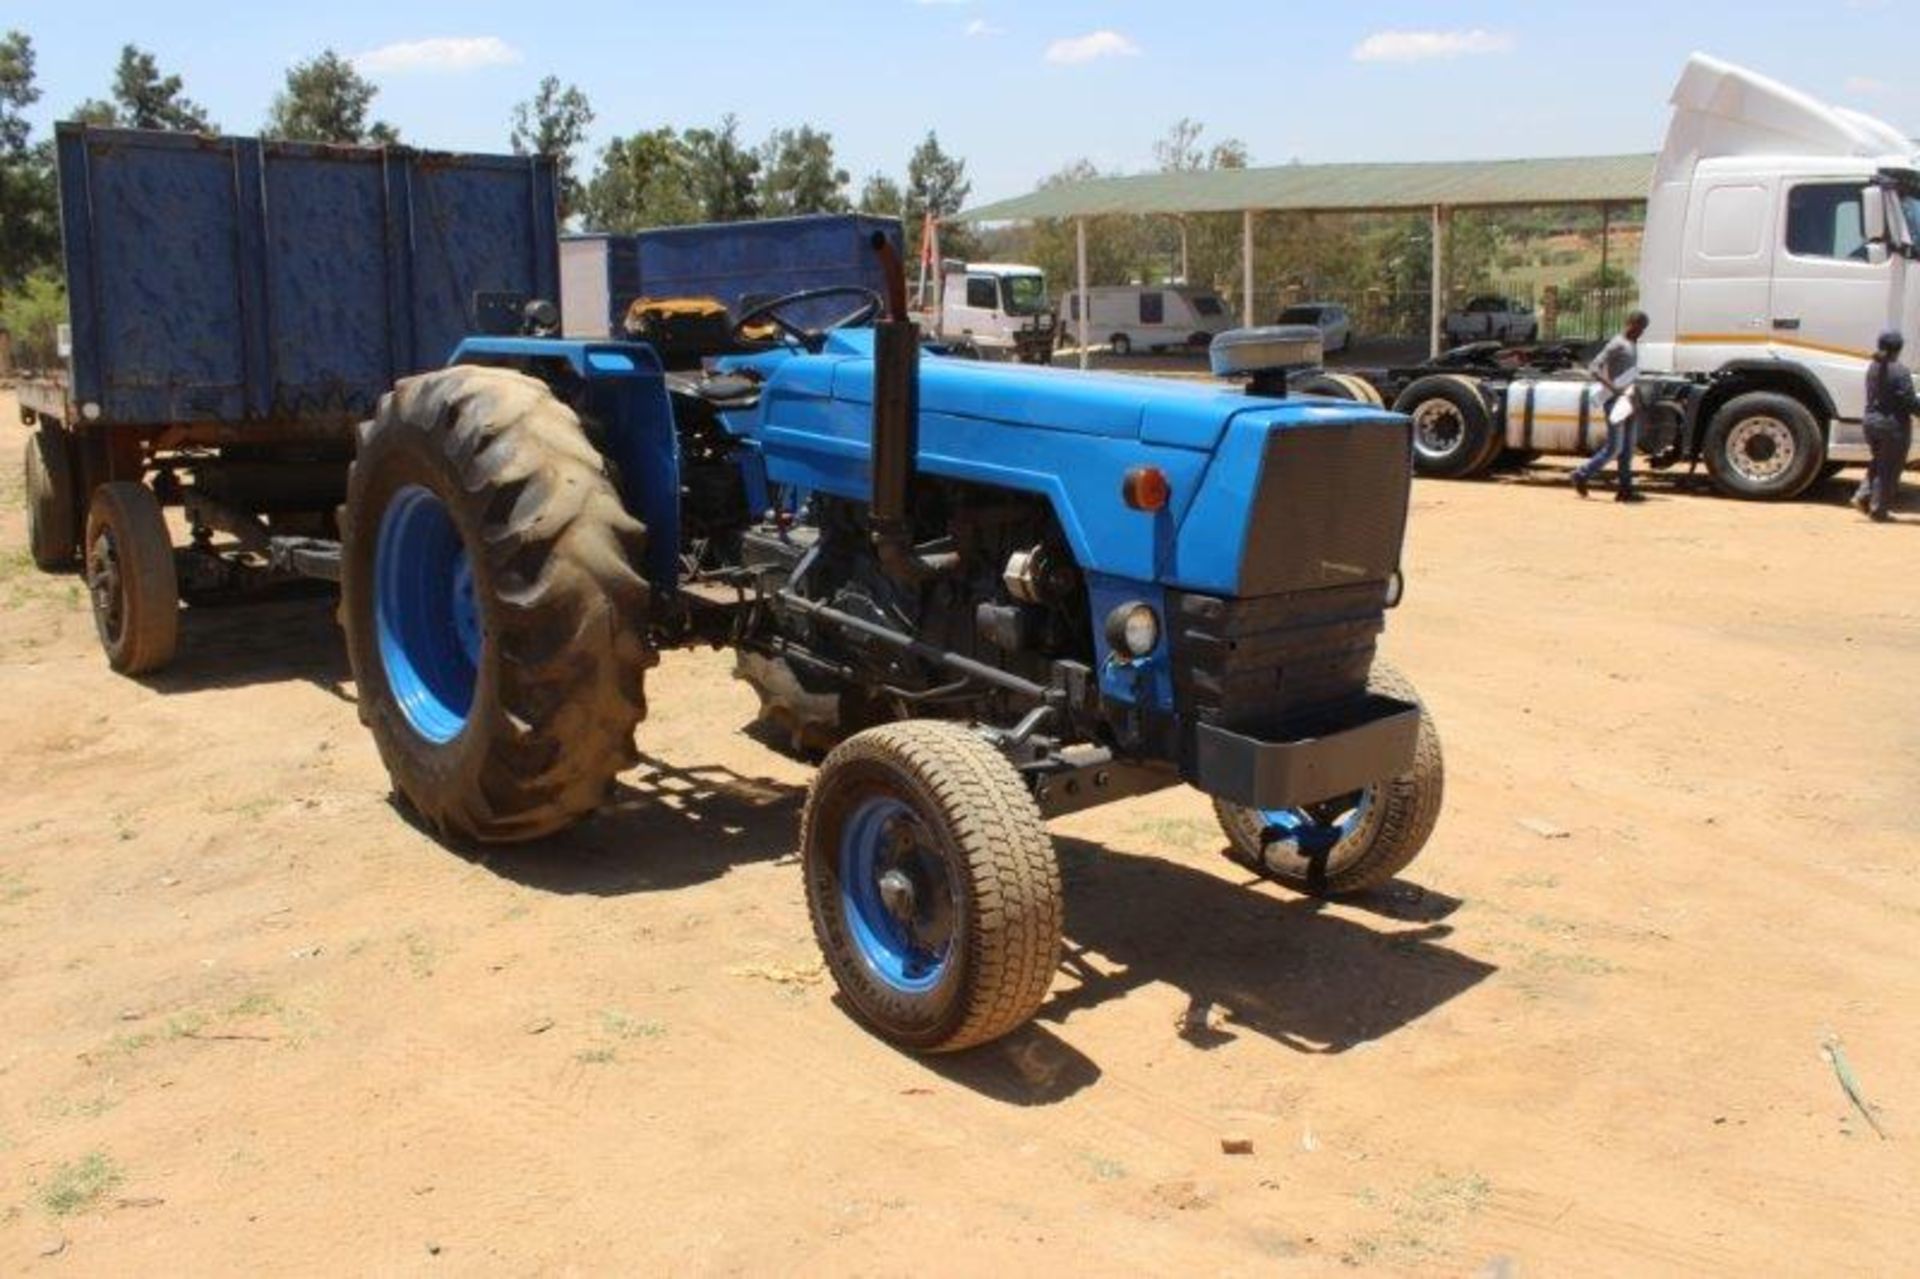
[579,128,699,232]
[265,50,396,145]
[904,131,972,256]
[0,30,58,290]
[510,76,593,222]
[106,44,214,131]
[681,115,759,222]
[857,173,903,219]
[757,125,849,217]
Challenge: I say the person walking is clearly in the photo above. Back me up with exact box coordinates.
[1573,310,1650,502]
[1852,330,1916,522]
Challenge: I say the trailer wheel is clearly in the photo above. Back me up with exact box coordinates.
[340,365,653,843]
[1702,392,1823,500]
[25,427,78,570]
[1213,663,1444,897]
[802,720,1063,1053]
[1393,375,1498,478]
[1108,334,1131,356]
[85,481,179,675]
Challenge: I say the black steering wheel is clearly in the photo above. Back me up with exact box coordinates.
[731,285,885,353]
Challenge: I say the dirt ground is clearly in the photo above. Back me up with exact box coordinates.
[1,388,1916,1275]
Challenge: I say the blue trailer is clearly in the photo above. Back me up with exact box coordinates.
[18,124,559,671]
[557,215,903,339]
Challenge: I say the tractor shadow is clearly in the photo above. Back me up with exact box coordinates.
[439,752,805,896]
[149,588,355,700]
[1033,835,1491,1057]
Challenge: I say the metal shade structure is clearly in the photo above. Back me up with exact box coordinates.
[954,153,1657,361]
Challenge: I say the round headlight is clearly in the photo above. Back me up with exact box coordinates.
[1105,601,1160,660]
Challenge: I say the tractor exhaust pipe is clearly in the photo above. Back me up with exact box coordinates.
[867,230,956,585]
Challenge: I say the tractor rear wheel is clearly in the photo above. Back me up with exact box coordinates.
[1213,663,1444,897]
[340,365,653,842]
[85,481,178,675]
[802,720,1063,1052]
[25,427,78,570]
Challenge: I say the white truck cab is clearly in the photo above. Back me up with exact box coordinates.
[936,262,1055,362]
[1639,54,1920,472]
[1374,55,1919,502]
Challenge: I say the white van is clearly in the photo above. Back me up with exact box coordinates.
[935,263,1055,362]
[1063,285,1234,355]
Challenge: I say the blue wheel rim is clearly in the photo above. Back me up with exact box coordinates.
[374,485,478,744]
[1257,788,1375,858]
[839,795,957,993]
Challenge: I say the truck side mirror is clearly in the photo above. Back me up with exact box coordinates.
[1863,187,1888,243]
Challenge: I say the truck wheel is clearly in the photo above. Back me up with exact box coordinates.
[24,427,78,570]
[802,720,1063,1053]
[1213,663,1444,897]
[340,366,653,843]
[1702,391,1823,501]
[1109,334,1131,356]
[1393,375,1498,478]
[1295,372,1385,408]
[84,481,179,675]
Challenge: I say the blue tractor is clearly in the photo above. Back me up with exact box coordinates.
[338,236,1443,1052]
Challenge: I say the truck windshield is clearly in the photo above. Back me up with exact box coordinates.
[1000,274,1050,316]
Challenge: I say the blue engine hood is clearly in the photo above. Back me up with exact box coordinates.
[725,335,1314,452]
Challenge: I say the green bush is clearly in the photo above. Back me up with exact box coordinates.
[0,272,69,371]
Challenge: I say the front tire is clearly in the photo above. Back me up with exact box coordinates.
[85,481,178,675]
[1702,391,1823,501]
[1214,664,1444,896]
[803,721,1063,1053]
[340,365,653,843]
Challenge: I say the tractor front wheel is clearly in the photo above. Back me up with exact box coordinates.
[340,365,653,842]
[802,721,1063,1052]
[1214,664,1444,896]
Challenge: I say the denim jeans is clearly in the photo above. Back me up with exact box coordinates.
[1574,407,1638,492]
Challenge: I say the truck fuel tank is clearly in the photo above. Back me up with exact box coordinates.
[1503,379,1610,454]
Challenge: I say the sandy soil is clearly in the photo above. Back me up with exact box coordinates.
[1,390,1916,1275]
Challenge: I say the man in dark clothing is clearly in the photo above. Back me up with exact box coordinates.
[1853,330,1916,522]
[1573,310,1651,502]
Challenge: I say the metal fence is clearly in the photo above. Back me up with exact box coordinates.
[1251,281,1640,345]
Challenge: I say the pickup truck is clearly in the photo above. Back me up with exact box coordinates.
[1443,294,1537,346]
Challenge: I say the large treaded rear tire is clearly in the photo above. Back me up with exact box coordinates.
[340,365,653,843]
[25,427,77,571]
[803,720,1063,1053]
[85,481,178,675]
[1213,663,1444,896]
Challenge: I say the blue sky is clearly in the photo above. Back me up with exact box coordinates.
[9,2,1915,205]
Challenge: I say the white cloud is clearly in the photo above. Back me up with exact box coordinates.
[1351,29,1513,64]
[965,18,1004,37]
[1844,75,1889,96]
[1044,30,1141,66]
[354,36,522,75]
